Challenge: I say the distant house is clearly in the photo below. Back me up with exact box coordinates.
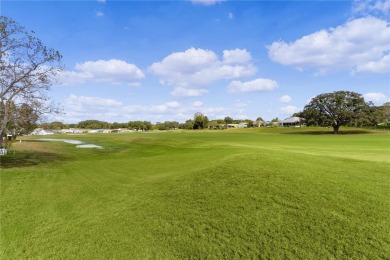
[280,117,305,127]
[60,128,86,134]
[116,128,130,133]
[237,122,248,128]
[88,129,104,133]
[31,128,54,135]
[60,129,73,134]
[227,124,238,128]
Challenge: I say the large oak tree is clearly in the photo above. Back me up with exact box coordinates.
[300,91,368,134]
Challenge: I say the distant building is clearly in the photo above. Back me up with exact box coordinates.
[227,124,239,128]
[88,129,104,133]
[60,128,86,134]
[116,128,130,133]
[31,128,54,135]
[280,117,305,127]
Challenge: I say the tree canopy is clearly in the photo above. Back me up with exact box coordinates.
[224,116,233,125]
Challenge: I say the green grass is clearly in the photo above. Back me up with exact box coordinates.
[1,127,389,258]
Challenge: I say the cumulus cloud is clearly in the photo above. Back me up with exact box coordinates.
[149,48,256,87]
[268,17,390,74]
[352,0,390,15]
[191,0,223,6]
[171,87,209,97]
[66,94,122,108]
[279,95,292,103]
[355,54,390,73]
[363,92,390,104]
[280,105,300,116]
[223,49,251,64]
[62,95,123,121]
[60,59,144,85]
[227,78,278,93]
[62,95,187,122]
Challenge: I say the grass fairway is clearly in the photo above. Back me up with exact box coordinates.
[1,127,389,258]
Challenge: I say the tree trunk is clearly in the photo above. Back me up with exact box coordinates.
[333,125,340,134]
[0,101,10,148]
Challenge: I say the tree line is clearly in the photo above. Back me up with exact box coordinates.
[37,114,262,132]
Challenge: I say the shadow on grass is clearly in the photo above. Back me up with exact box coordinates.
[284,130,373,135]
[0,151,68,169]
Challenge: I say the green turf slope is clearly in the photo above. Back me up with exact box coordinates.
[1,128,389,258]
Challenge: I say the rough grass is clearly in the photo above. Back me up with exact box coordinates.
[1,127,389,258]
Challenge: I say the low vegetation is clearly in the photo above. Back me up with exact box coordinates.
[1,127,389,258]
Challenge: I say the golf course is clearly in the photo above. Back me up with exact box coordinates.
[1,127,389,258]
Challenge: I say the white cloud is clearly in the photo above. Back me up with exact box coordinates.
[63,95,123,122]
[363,92,390,104]
[66,94,122,108]
[97,0,106,3]
[352,0,390,15]
[193,101,204,107]
[223,49,251,64]
[355,54,390,73]
[268,17,390,74]
[228,12,234,20]
[60,59,144,86]
[62,95,188,122]
[165,101,181,108]
[149,47,256,87]
[191,0,223,6]
[96,11,104,17]
[280,105,300,116]
[171,87,209,97]
[227,78,278,93]
[279,95,292,103]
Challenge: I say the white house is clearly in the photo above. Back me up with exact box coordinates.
[60,128,85,134]
[116,128,130,133]
[237,122,248,128]
[227,124,238,128]
[31,128,54,135]
[280,117,305,127]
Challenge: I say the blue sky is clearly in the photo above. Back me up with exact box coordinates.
[2,0,390,123]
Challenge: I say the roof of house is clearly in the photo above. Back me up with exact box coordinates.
[281,117,302,123]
